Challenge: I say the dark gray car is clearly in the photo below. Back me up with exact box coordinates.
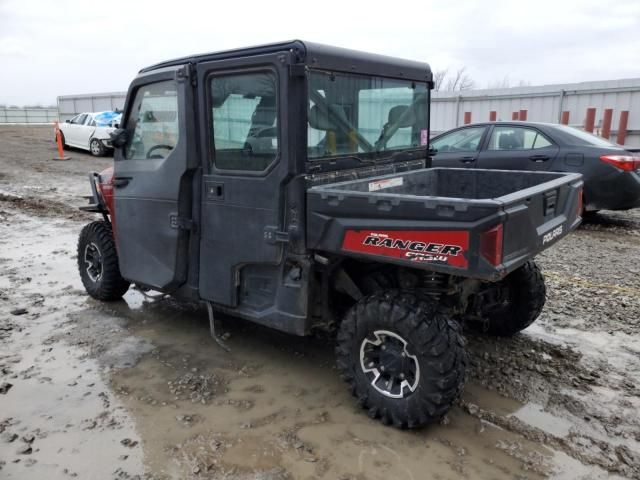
[431,121,640,212]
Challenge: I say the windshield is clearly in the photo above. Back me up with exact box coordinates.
[555,124,622,148]
[307,70,429,160]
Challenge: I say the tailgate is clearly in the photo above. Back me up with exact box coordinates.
[307,168,583,280]
[498,172,583,271]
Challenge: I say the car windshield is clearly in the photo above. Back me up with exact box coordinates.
[307,70,429,160]
[555,124,622,148]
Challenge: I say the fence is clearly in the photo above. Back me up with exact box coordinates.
[432,77,640,147]
[0,107,58,124]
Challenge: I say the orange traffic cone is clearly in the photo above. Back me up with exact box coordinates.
[52,121,70,160]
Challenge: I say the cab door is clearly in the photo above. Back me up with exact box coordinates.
[112,66,195,290]
[196,54,291,308]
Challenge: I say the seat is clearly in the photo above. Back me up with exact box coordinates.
[498,132,521,149]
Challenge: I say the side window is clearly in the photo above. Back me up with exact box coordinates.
[71,114,87,125]
[431,126,485,153]
[488,127,553,150]
[123,80,179,160]
[210,71,278,172]
[87,117,96,127]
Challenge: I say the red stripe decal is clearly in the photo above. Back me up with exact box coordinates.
[342,230,469,268]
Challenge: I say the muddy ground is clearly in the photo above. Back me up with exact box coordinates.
[1,125,639,479]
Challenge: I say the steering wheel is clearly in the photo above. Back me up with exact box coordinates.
[146,144,174,159]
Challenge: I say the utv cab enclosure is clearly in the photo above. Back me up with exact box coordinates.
[78,40,583,428]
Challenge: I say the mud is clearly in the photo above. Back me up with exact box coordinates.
[1,125,640,479]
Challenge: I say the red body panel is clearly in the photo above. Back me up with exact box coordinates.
[98,167,115,223]
[342,230,470,268]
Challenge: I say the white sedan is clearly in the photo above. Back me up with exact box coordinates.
[59,111,122,157]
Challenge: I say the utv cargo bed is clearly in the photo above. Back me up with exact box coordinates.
[307,168,583,280]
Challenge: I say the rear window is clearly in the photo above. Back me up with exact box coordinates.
[555,125,622,148]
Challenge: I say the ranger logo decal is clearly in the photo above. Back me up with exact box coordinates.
[342,230,469,268]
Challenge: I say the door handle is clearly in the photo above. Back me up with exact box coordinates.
[459,156,475,164]
[113,177,131,188]
[529,154,550,162]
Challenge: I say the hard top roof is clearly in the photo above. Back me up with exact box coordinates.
[139,40,432,83]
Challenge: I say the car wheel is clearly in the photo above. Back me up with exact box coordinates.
[336,290,467,428]
[77,221,130,301]
[90,138,106,157]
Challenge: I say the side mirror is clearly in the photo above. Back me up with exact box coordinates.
[110,128,129,148]
[65,119,71,123]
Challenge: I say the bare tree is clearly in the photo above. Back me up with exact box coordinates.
[433,69,448,92]
[445,67,475,92]
[487,75,512,89]
[487,76,532,89]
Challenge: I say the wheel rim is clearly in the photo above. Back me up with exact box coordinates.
[84,242,103,282]
[90,140,101,155]
[360,330,420,399]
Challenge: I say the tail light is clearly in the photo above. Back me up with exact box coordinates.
[480,224,503,266]
[599,155,640,172]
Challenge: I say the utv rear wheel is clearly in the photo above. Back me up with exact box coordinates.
[479,261,546,336]
[89,138,106,157]
[77,221,130,301]
[336,291,467,428]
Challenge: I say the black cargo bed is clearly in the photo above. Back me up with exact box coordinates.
[307,168,583,280]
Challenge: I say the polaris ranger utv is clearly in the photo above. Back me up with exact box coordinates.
[78,40,582,428]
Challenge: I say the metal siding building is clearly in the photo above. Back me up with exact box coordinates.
[57,92,126,122]
[432,78,640,147]
[54,78,640,147]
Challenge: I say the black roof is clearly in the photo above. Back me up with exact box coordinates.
[139,40,432,83]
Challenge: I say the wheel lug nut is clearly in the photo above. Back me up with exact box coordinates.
[381,345,386,351]
[380,366,385,372]
[399,373,405,379]
[401,352,406,357]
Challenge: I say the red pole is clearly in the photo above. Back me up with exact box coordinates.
[512,112,519,120]
[489,111,497,121]
[584,107,596,133]
[463,112,472,125]
[519,109,528,121]
[561,111,570,125]
[601,109,613,139]
[617,111,629,145]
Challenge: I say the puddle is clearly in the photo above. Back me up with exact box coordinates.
[0,310,144,479]
[2,207,639,478]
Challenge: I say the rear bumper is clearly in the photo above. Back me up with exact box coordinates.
[585,171,640,211]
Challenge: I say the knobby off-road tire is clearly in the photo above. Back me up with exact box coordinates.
[77,221,130,301]
[336,290,467,429]
[482,260,546,336]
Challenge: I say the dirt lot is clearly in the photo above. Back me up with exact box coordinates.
[1,125,640,479]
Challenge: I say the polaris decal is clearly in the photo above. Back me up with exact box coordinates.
[542,225,563,244]
[342,230,469,268]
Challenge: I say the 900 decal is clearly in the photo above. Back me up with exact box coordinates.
[342,230,469,268]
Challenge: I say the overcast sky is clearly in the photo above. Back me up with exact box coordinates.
[1,0,638,106]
